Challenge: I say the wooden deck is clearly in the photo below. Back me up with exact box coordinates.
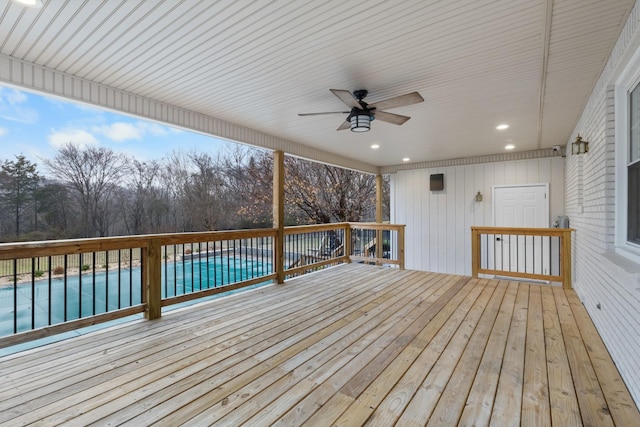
[0,263,638,426]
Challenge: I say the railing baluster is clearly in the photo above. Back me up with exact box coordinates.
[105,251,109,313]
[13,259,17,333]
[181,244,186,295]
[63,254,68,322]
[92,252,97,316]
[31,258,35,329]
[118,249,122,309]
[48,256,52,325]
[79,254,83,318]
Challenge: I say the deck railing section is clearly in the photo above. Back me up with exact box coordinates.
[0,223,403,346]
[349,222,405,269]
[471,226,573,288]
[0,237,149,346]
[283,223,349,278]
[156,230,276,307]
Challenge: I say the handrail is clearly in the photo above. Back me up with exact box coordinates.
[0,222,405,346]
[471,226,573,288]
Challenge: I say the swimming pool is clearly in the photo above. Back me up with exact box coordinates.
[0,256,272,337]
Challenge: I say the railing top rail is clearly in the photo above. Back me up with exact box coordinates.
[284,223,349,234]
[284,222,406,235]
[471,226,574,235]
[157,228,277,245]
[348,222,406,230]
[0,228,277,261]
[0,222,405,261]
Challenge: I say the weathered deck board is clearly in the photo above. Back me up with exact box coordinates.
[0,263,637,426]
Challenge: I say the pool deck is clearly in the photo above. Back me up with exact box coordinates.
[0,263,638,425]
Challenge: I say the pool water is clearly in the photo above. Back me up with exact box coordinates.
[0,257,271,337]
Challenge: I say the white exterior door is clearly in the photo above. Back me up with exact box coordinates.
[492,184,549,275]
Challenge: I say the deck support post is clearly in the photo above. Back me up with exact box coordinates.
[375,174,383,264]
[344,223,352,263]
[471,227,480,278]
[561,229,572,289]
[273,150,285,284]
[144,238,162,320]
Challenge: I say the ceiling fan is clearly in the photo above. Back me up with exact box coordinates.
[298,89,424,132]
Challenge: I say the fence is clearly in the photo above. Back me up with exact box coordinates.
[471,226,573,288]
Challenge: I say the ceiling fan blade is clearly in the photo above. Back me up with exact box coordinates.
[368,92,424,110]
[337,120,351,131]
[375,111,411,125]
[330,89,363,109]
[298,111,351,116]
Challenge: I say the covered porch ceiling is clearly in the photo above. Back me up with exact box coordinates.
[0,0,635,171]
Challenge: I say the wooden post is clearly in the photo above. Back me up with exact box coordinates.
[471,227,479,278]
[344,223,352,263]
[144,238,162,320]
[375,174,383,262]
[561,229,572,289]
[273,150,285,284]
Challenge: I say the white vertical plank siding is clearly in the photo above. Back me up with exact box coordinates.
[390,156,564,274]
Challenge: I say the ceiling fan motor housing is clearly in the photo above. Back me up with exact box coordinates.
[353,89,368,100]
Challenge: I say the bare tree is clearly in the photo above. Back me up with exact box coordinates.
[185,151,224,230]
[285,157,378,223]
[120,160,163,234]
[220,146,273,228]
[220,147,386,226]
[44,143,130,237]
[158,151,192,231]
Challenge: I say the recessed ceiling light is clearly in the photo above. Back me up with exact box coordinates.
[402,157,410,162]
[371,144,380,149]
[12,0,43,7]
[496,124,509,130]
[505,144,515,150]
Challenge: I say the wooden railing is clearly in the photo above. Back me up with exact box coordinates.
[471,226,573,288]
[0,222,404,346]
[349,222,405,269]
[283,222,405,277]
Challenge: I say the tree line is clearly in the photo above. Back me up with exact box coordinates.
[0,143,388,242]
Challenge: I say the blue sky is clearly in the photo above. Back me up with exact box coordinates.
[0,84,235,172]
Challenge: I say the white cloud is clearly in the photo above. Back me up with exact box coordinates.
[91,120,178,142]
[48,128,98,149]
[0,87,27,105]
[0,87,38,124]
[137,121,173,137]
[93,122,142,142]
[0,127,7,137]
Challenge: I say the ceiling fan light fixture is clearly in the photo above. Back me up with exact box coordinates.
[350,114,371,132]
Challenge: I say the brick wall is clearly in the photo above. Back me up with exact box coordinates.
[566,1,640,405]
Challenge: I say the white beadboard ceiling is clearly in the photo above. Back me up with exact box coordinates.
[0,0,634,170]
